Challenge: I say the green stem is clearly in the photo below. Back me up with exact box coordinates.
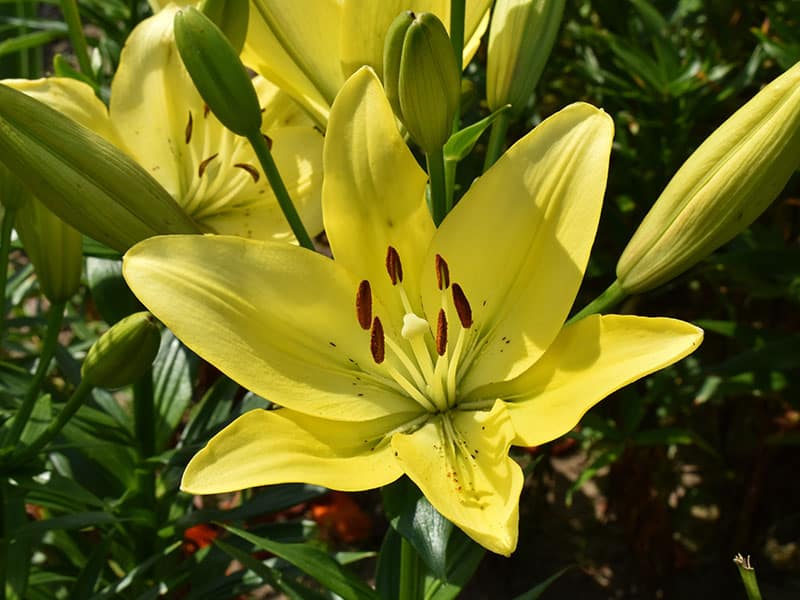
[10,378,93,464]
[733,554,763,600]
[398,536,423,600]
[567,280,627,324]
[483,110,510,172]
[3,300,67,448]
[132,373,156,558]
[427,146,448,226]
[59,0,93,78]
[450,0,465,132]
[0,206,17,344]
[0,480,6,600]
[247,132,315,251]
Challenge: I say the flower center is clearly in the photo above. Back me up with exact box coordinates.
[354,246,475,413]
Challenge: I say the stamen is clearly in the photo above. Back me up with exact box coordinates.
[436,309,447,356]
[370,317,385,364]
[452,284,473,328]
[386,246,403,285]
[185,110,193,144]
[234,163,260,183]
[197,153,219,178]
[435,255,450,290]
[356,280,372,330]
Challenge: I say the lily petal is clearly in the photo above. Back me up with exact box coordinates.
[123,235,422,420]
[324,67,434,320]
[470,314,704,446]
[424,103,614,392]
[183,407,412,494]
[392,401,523,556]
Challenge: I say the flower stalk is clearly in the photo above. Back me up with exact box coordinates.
[427,146,448,226]
[0,206,17,341]
[59,0,94,79]
[568,280,627,324]
[483,110,511,171]
[733,554,763,600]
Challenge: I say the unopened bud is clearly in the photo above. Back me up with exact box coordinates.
[0,161,30,211]
[81,312,161,388]
[487,0,566,115]
[198,0,249,54]
[385,12,460,153]
[617,60,800,294]
[174,7,261,137]
[0,83,199,252]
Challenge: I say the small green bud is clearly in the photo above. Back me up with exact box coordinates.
[15,195,83,303]
[81,312,161,388]
[387,12,460,153]
[0,83,199,252]
[616,60,800,294]
[383,11,415,119]
[198,0,249,54]
[486,0,566,115]
[174,7,262,137]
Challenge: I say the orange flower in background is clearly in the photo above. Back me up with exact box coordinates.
[310,492,373,545]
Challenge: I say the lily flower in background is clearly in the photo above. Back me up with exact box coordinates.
[241,0,492,126]
[3,3,323,246]
[123,68,703,556]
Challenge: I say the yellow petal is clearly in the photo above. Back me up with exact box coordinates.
[324,67,434,323]
[183,408,413,494]
[468,314,704,446]
[123,235,423,420]
[2,77,117,143]
[243,0,343,126]
[424,103,614,393]
[392,401,523,556]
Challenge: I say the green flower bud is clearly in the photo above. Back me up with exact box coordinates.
[174,7,262,137]
[198,0,249,55]
[393,12,461,153]
[0,161,30,211]
[383,11,415,119]
[486,0,566,115]
[81,312,161,388]
[617,61,800,294]
[0,84,199,253]
[15,195,83,303]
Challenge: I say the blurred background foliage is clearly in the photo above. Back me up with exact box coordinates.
[1,0,799,598]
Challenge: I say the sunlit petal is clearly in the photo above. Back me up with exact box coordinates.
[123,235,422,420]
[424,103,614,392]
[392,401,523,556]
[183,408,413,494]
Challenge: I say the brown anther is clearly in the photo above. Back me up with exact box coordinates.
[203,104,211,118]
[263,133,273,151]
[356,280,372,330]
[370,317,385,364]
[234,163,260,183]
[452,284,473,328]
[435,254,450,290]
[436,309,448,356]
[385,246,403,285]
[197,153,219,178]
[185,110,193,144]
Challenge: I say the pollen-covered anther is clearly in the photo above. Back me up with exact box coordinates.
[436,309,448,356]
[435,254,450,290]
[452,283,473,328]
[197,153,219,178]
[356,280,372,330]
[370,317,385,364]
[185,110,193,144]
[234,163,260,183]
[385,246,403,285]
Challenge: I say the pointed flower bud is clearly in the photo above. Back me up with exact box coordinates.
[487,0,566,115]
[174,7,262,137]
[0,83,199,252]
[617,61,800,294]
[385,12,460,153]
[198,0,249,55]
[15,195,83,303]
[81,312,161,389]
[0,161,30,211]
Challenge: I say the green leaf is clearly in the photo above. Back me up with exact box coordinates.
[566,445,622,507]
[87,541,181,600]
[511,566,571,600]
[0,29,64,57]
[180,376,237,445]
[10,510,116,542]
[375,526,402,600]
[19,393,51,445]
[86,257,143,325]
[152,330,192,451]
[71,537,113,598]
[223,524,378,600]
[424,528,485,600]
[444,105,511,163]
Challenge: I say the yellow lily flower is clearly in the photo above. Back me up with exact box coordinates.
[4,3,322,243]
[123,68,703,555]
[243,0,492,126]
